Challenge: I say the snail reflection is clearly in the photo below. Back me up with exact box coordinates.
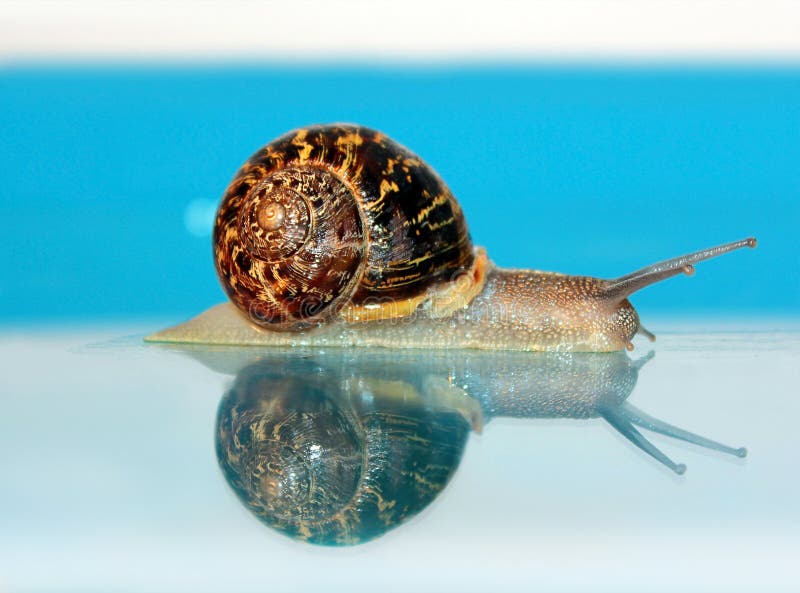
[217,356,471,546]
[166,348,750,546]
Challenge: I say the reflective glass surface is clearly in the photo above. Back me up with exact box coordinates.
[1,322,797,592]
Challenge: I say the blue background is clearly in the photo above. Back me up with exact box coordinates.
[1,66,798,323]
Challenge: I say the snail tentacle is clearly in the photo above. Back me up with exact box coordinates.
[601,237,757,303]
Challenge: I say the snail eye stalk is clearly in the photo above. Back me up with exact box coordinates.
[602,237,757,303]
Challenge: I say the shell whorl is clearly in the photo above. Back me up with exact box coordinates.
[223,164,367,327]
[214,124,474,330]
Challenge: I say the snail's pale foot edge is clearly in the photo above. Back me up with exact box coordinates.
[145,303,635,352]
[145,304,292,346]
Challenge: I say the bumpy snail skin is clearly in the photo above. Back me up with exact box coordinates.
[147,124,757,352]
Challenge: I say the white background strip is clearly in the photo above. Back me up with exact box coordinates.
[2,0,800,61]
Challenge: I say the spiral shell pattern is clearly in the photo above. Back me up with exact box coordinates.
[214,124,474,329]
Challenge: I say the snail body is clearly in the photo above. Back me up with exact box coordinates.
[148,124,756,352]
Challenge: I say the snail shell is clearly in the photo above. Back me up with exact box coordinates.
[214,125,474,330]
[216,358,470,545]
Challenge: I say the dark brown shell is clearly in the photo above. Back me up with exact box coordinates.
[213,124,474,330]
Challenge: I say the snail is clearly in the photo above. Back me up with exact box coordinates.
[147,124,756,352]
[203,347,746,545]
